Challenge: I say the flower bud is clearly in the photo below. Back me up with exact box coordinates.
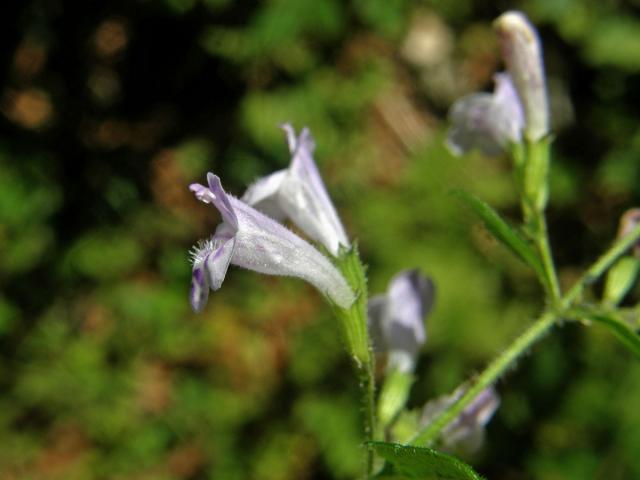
[421,386,500,454]
[494,11,549,142]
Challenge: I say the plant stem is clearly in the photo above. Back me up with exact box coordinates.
[532,212,561,303]
[359,354,376,478]
[521,139,561,303]
[409,311,557,446]
[408,222,640,448]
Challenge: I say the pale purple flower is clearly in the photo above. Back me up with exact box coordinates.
[421,386,500,453]
[241,124,349,256]
[447,73,525,156]
[495,11,549,141]
[188,173,355,313]
[368,270,435,373]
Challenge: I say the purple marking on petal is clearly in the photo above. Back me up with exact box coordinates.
[190,263,210,313]
[207,173,239,231]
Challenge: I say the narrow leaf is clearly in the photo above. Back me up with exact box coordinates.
[368,441,484,480]
[570,308,640,360]
[454,190,544,280]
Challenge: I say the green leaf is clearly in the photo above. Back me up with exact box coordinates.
[453,190,545,281]
[368,441,485,480]
[570,308,640,360]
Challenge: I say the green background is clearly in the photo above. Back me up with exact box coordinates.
[1,0,640,478]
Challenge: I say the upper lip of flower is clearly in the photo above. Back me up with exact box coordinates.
[241,123,350,256]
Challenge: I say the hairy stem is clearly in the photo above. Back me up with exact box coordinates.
[359,355,376,478]
[521,139,561,303]
[408,215,640,448]
[533,213,561,303]
[409,311,556,446]
[334,246,376,478]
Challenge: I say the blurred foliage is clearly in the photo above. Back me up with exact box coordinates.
[1,0,640,479]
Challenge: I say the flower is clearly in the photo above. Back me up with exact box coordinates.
[421,386,500,453]
[368,269,435,373]
[447,11,549,156]
[188,173,355,313]
[447,73,525,156]
[495,11,549,142]
[241,124,349,256]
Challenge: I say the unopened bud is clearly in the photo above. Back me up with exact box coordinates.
[494,11,549,142]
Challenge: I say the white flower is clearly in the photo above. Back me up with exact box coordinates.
[189,173,355,312]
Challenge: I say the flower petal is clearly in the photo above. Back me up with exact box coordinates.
[190,262,210,313]
[189,183,216,204]
[241,170,288,222]
[492,73,525,144]
[447,73,524,157]
[278,124,350,255]
[383,270,433,371]
[207,173,239,230]
[205,234,237,290]
[228,193,354,308]
[368,269,434,373]
[421,385,500,454]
